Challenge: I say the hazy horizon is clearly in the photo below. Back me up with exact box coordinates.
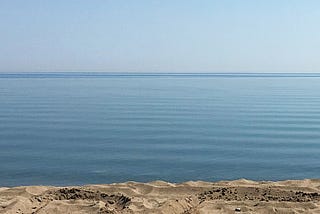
[1,0,320,73]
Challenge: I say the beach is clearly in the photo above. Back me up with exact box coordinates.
[1,179,320,214]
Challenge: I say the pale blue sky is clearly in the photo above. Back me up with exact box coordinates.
[1,0,320,72]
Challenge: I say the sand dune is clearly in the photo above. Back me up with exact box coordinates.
[1,179,320,213]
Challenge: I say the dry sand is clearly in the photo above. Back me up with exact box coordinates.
[1,179,320,213]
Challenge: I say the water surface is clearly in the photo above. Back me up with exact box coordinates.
[1,73,320,186]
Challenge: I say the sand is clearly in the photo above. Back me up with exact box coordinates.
[1,179,320,214]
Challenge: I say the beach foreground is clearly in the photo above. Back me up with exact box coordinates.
[1,179,320,214]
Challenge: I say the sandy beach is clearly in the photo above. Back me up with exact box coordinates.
[1,179,320,214]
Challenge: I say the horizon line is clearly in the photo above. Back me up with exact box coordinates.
[2,72,320,78]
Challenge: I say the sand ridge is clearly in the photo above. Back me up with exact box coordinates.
[1,179,320,213]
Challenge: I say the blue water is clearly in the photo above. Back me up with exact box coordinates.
[1,73,320,186]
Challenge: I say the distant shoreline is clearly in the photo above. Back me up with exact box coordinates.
[1,179,320,213]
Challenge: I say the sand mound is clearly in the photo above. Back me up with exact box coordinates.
[1,179,320,213]
[32,188,131,214]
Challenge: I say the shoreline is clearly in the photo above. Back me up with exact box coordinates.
[1,179,320,213]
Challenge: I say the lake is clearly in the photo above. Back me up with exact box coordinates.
[0,73,320,186]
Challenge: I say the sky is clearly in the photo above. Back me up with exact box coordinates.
[1,0,320,73]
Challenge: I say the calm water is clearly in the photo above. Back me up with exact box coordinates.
[1,73,320,186]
